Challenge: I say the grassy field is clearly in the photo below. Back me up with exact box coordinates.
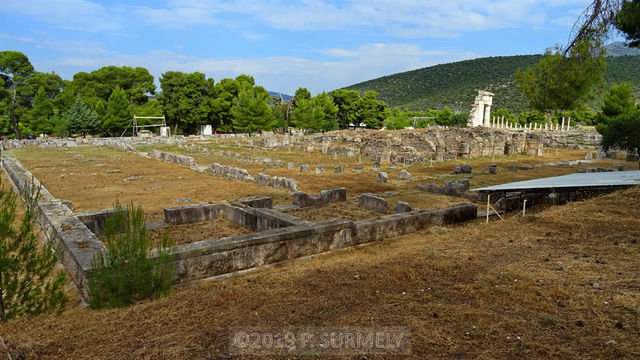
[8,147,292,222]
[0,183,638,359]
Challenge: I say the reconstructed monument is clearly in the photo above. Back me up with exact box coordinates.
[467,90,494,127]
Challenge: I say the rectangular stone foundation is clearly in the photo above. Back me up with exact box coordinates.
[2,155,478,298]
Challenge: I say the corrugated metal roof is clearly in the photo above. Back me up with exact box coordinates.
[473,170,640,192]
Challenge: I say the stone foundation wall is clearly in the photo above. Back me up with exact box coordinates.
[2,154,479,296]
[1,156,104,298]
[76,209,120,236]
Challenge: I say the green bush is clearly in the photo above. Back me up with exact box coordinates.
[88,202,174,309]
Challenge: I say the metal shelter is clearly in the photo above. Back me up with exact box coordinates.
[473,171,640,222]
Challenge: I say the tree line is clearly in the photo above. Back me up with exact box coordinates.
[0,51,473,139]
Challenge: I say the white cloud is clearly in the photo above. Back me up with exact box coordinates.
[1,0,120,33]
[1,0,592,37]
[227,0,591,37]
[0,32,36,43]
[48,43,477,95]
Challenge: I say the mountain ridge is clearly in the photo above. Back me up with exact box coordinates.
[345,52,640,113]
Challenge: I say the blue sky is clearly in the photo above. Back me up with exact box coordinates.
[0,0,603,95]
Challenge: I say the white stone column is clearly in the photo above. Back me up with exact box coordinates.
[567,117,571,131]
[483,104,491,127]
[561,117,565,131]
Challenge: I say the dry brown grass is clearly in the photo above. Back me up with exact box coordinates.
[1,183,638,359]
[150,143,636,196]
[284,198,378,221]
[9,147,291,221]
[148,218,253,246]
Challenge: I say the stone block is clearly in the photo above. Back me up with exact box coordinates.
[377,172,388,183]
[507,164,518,171]
[584,152,593,160]
[287,162,296,170]
[452,163,472,174]
[334,166,344,174]
[238,196,273,209]
[394,201,412,213]
[481,166,498,174]
[606,150,617,159]
[358,193,388,214]
[163,203,222,225]
[292,192,323,208]
[320,188,347,204]
[256,173,271,186]
[300,164,310,173]
[315,164,324,175]
[397,169,412,181]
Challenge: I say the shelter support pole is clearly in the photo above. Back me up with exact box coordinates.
[522,199,527,217]
[486,193,490,223]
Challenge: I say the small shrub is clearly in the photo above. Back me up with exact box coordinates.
[88,202,173,309]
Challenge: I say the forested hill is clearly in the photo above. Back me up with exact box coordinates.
[344,54,640,113]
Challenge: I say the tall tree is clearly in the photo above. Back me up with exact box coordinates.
[436,106,453,126]
[211,78,240,132]
[330,89,360,128]
[102,86,132,136]
[25,72,63,100]
[65,98,101,137]
[353,91,387,129]
[27,86,55,134]
[294,87,312,103]
[0,51,35,138]
[309,92,338,132]
[515,37,605,121]
[602,82,637,118]
[158,71,187,135]
[176,72,216,134]
[600,110,640,168]
[0,177,67,321]
[231,86,276,136]
[291,96,313,129]
[72,66,155,107]
[616,0,640,47]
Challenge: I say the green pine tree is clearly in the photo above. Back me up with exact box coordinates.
[0,177,67,321]
[231,86,276,136]
[102,86,132,136]
[64,98,101,137]
[87,202,174,309]
[28,86,55,134]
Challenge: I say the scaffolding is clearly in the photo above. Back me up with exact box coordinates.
[121,115,169,137]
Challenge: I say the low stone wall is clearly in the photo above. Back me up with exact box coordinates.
[353,203,477,243]
[164,203,225,225]
[238,196,273,209]
[163,203,303,232]
[76,209,120,236]
[150,149,196,167]
[207,163,255,182]
[1,156,104,298]
[293,188,347,208]
[168,202,477,282]
[170,219,353,282]
[2,154,479,295]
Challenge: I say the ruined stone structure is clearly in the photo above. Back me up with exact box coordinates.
[467,90,494,127]
[1,155,477,297]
